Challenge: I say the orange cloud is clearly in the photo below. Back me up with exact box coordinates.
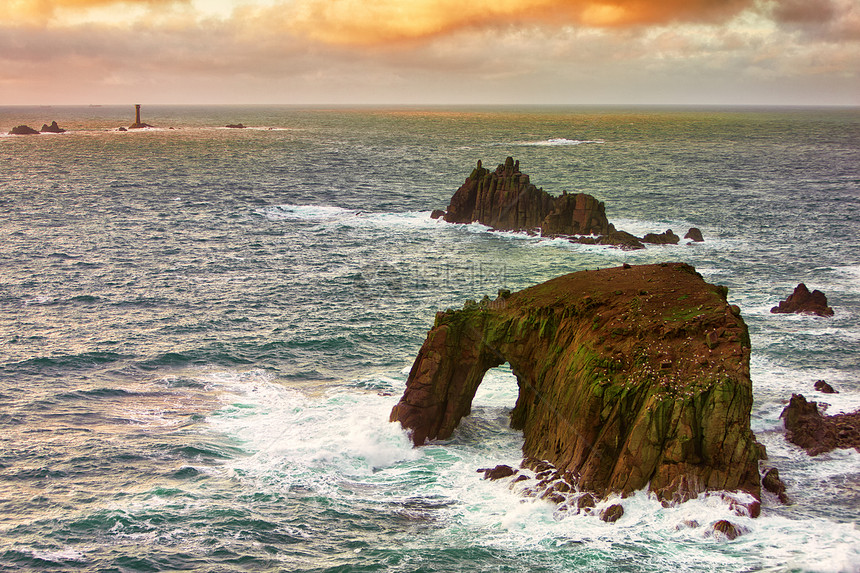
[284,0,754,45]
[2,0,186,24]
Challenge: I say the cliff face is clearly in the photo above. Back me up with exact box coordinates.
[390,263,765,502]
[444,157,614,236]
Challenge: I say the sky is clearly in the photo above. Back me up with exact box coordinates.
[0,0,858,106]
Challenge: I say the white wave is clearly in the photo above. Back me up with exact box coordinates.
[260,204,447,232]
[514,138,605,146]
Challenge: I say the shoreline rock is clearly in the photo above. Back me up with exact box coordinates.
[390,263,765,508]
[771,283,834,317]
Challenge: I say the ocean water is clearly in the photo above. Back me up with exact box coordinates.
[0,105,858,572]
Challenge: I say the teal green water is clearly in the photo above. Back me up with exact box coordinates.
[0,106,858,571]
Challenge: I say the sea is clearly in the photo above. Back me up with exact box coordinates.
[0,105,858,572]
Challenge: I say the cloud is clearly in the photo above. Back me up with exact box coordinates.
[1,0,187,24]
[281,0,755,46]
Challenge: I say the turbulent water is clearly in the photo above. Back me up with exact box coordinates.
[0,105,858,572]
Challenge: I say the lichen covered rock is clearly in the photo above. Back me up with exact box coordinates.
[390,263,766,504]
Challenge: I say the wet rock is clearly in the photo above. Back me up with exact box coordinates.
[577,493,597,510]
[391,263,766,505]
[642,229,680,245]
[478,464,517,480]
[40,121,65,133]
[430,209,446,219]
[10,125,39,135]
[770,284,834,317]
[709,520,743,540]
[684,227,704,242]
[814,380,837,394]
[600,504,624,523]
[781,394,839,455]
[761,467,791,504]
[594,231,645,250]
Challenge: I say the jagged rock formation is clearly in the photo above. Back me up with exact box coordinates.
[771,284,834,317]
[391,263,766,504]
[685,228,704,242]
[40,121,65,133]
[9,125,40,135]
[781,394,860,455]
[443,157,614,236]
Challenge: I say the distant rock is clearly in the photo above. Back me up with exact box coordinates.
[225,123,246,129]
[642,229,680,245]
[770,283,834,317]
[594,231,645,250]
[781,394,860,455]
[814,380,838,394]
[10,125,40,135]
[684,227,704,242]
[40,121,65,133]
[430,209,446,219]
[117,127,127,132]
[443,157,614,236]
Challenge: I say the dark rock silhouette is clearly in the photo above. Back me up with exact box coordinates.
[443,157,614,236]
[10,125,40,135]
[814,380,838,394]
[685,227,704,242]
[390,263,765,506]
[781,394,860,455]
[40,121,65,133]
[770,284,834,317]
[430,209,446,219]
[226,123,246,129]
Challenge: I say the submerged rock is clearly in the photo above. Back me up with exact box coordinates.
[770,283,834,317]
[709,519,744,540]
[478,464,517,480]
[9,125,40,135]
[443,157,614,236]
[390,263,765,506]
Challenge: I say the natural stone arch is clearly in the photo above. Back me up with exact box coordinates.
[390,263,766,503]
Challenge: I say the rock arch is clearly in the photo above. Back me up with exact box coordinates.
[390,263,766,502]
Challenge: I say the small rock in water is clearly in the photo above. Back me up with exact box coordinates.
[478,464,517,480]
[600,504,624,523]
[814,380,837,394]
[709,519,743,540]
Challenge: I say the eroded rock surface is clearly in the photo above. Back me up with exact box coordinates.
[771,284,834,317]
[781,394,860,455]
[390,263,765,504]
[443,157,614,236]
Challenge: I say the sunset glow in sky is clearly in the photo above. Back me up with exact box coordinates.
[1,0,858,105]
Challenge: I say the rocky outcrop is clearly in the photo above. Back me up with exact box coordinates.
[781,394,860,455]
[814,380,837,394]
[9,125,40,135]
[685,228,704,242]
[443,157,614,236]
[391,263,766,505]
[225,123,246,129]
[642,229,680,245]
[40,121,65,133]
[771,284,834,317]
